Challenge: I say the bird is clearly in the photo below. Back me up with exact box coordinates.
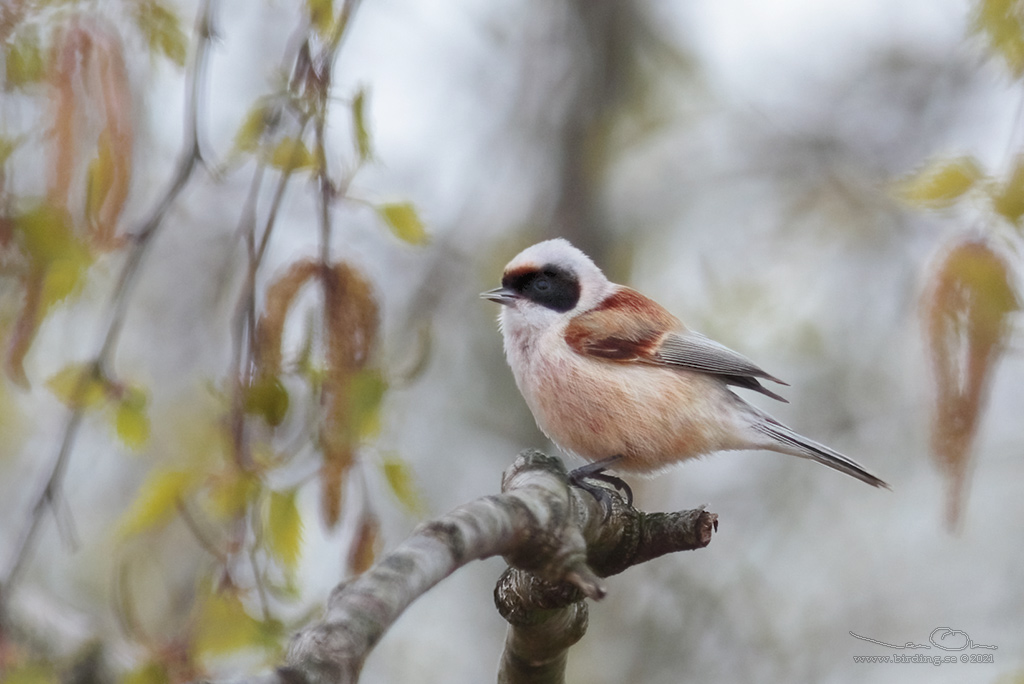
[481,238,888,500]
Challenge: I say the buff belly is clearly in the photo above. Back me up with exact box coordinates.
[513,350,747,473]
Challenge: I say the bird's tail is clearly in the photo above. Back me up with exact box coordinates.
[753,418,889,489]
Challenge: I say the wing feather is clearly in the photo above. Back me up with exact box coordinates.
[564,287,789,402]
[655,332,787,384]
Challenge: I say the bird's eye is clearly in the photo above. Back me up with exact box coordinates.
[511,266,578,311]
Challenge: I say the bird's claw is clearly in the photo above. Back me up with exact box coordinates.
[568,463,634,511]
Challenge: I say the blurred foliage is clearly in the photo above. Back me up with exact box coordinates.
[0,0,427,682]
[923,241,1017,528]
[895,156,984,209]
[351,87,373,163]
[132,0,188,67]
[266,137,318,173]
[2,0,1018,679]
[974,0,1024,76]
[265,489,303,571]
[896,0,1024,531]
[47,362,151,449]
[381,454,425,516]
[377,202,428,246]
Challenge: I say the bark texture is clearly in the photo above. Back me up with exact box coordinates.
[201,450,717,684]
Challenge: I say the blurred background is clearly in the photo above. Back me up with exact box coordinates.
[1,0,1022,683]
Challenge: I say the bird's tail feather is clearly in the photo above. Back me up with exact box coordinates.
[753,420,889,489]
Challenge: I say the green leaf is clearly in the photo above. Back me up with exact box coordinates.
[895,157,983,208]
[13,203,92,308]
[381,455,424,515]
[5,30,46,89]
[234,99,278,153]
[119,469,196,538]
[244,375,290,427]
[352,87,373,162]
[350,368,387,439]
[46,363,108,410]
[134,0,188,67]
[206,469,260,520]
[307,0,335,35]
[193,593,282,657]
[7,204,91,388]
[267,137,317,172]
[115,392,151,450]
[377,202,428,245]
[265,489,303,570]
[15,202,88,269]
[946,241,1020,327]
[85,132,117,230]
[992,155,1024,223]
[973,0,1024,76]
[41,254,90,307]
[122,662,170,684]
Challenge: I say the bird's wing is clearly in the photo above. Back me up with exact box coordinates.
[654,331,789,401]
[564,286,789,402]
[563,287,678,361]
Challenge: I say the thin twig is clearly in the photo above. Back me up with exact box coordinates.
[253,118,311,267]
[219,0,366,626]
[112,558,154,647]
[229,112,312,459]
[0,0,217,619]
[99,0,214,362]
[177,500,231,565]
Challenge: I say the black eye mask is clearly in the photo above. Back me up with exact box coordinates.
[502,265,581,313]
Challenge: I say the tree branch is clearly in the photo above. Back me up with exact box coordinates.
[494,500,717,684]
[199,450,716,684]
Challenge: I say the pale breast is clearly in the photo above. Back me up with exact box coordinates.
[512,334,745,473]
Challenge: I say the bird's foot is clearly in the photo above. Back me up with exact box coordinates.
[568,457,633,509]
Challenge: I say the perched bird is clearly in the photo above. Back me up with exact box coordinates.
[482,238,888,497]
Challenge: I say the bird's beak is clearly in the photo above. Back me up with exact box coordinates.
[480,287,518,306]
